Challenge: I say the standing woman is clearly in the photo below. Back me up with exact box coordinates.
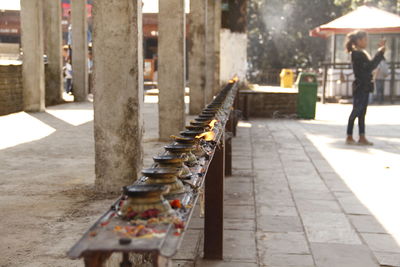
[345,31,386,145]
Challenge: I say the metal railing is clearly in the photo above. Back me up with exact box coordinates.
[320,62,400,103]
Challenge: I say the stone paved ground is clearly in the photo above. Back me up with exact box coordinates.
[1,101,400,267]
[180,103,400,267]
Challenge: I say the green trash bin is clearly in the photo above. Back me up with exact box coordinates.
[296,72,318,119]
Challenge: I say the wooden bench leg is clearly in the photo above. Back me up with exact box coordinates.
[225,116,233,177]
[204,136,225,259]
[83,252,111,267]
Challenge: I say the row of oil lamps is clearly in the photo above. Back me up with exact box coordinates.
[120,82,236,216]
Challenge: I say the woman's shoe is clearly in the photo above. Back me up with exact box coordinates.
[358,140,373,146]
[346,136,356,145]
[346,139,357,145]
[358,136,373,146]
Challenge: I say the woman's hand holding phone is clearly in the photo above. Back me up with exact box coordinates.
[378,39,386,53]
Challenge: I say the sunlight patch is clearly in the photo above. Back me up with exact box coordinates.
[46,109,93,126]
[238,121,252,128]
[0,112,56,150]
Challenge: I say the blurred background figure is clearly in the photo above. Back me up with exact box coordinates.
[374,56,390,104]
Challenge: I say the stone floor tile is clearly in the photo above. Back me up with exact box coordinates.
[231,170,256,177]
[257,232,310,255]
[255,195,296,207]
[321,178,351,193]
[225,177,254,184]
[254,175,288,187]
[224,218,255,231]
[223,230,257,261]
[225,180,253,192]
[361,233,400,253]
[224,181,254,204]
[348,215,387,234]
[224,191,254,205]
[232,157,252,170]
[254,187,292,201]
[258,204,297,217]
[296,199,342,213]
[310,243,379,267]
[224,205,255,219]
[311,159,335,173]
[301,212,362,244]
[259,253,314,267]
[334,192,372,215]
[288,181,328,192]
[373,251,400,267]
[257,215,303,232]
[173,260,195,267]
[292,190,335,201]
[196,259,258,267]
[173,230,202,260]
[232,167,253,172]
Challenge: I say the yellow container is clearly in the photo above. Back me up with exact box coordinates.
[280,69,294,88]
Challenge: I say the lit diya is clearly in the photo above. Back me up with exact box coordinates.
[171,135,197,145]
[120,184,172,216]
[153,155,192,180]
[164,143,198,167]
[200,110,217,116]
[190,120,210,127]
[142,167,185,195]
[198,114,215,120]
[195,119,217,142]
[180,129,205,138]
[185,125,208,132]
[194,117,213,124]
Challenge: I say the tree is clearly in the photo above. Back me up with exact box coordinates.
[334,0,399,13]
[247,0,344,83]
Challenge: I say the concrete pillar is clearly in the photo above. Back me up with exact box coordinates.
[71,0,88,102]
[20,0,45,112]
[205,0,215,103]
[158,0,186,140]
[188,0,207,115]
[93,0,144,193]
[220,0,248,84]
[43,0,63,106]
[213,0,221,95]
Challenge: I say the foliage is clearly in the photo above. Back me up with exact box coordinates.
[334,0,400,13]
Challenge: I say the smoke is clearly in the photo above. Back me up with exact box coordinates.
[260,1,294,36]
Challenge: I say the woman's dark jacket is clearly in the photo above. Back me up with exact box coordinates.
[351,49,384,92]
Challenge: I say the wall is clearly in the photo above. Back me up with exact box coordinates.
[239,92,298,118]
[0,64,23,116]
[220,29,247,83]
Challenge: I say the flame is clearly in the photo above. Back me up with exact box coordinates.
[208,119,217,129]
[229,76,239,83]
[196,131,215,141]
[196,119,217,141]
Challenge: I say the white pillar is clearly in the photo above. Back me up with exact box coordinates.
[71,0,88,102]
[205,0,215,103]
[189,0,207,115]
[93,0,144,193]
[20,0,45,112]
[214,0,221,95]
[43,0,63,106]
[158,0,186,140]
